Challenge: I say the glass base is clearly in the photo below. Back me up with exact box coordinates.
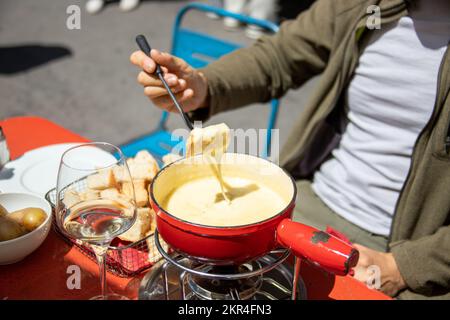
[90,293,130,300]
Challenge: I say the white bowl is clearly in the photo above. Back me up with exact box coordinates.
[0,193,52,265]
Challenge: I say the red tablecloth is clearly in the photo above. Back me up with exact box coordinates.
[0,116,390,300]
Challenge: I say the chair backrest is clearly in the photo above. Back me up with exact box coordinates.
[171,3,278,65]
[160,2,280,157]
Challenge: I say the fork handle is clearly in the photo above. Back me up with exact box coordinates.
[135,35,194,130]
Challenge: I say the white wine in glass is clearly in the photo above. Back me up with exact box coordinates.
[55,142,137,300]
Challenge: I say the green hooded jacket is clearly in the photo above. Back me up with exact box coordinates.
[194,0,450,299]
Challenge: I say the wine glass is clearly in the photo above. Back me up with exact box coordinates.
[55,142,136,300]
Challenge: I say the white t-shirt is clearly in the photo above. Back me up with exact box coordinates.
[312,2,450,236]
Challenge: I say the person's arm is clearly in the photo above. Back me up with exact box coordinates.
[353,226,450,297]
[352,244,407,297]
[130,0,337,117]
[201,0,336,117]
[390,226,450,295]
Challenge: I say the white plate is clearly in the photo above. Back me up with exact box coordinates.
[0,143,115,197]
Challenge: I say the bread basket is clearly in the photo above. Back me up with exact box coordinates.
[45,187,165,277]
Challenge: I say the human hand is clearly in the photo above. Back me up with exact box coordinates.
[352,243,407,297]
[130,49,209,113]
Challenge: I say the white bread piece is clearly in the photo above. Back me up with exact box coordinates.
[162,153,182,167]
[129,162,158,181]
[114,195,136,217]
[134,150,159,169]
[113,152,158,183]
[79,189,99,201]
[122,180,148,207]
[146,232,168,264]
[144,208,158,258]
[126,158,135,167]
[99,188,120,199]
[63,188,81,208]
[112,165,129,183]
[186,123,230,157]
[133,151,159,180]
[113,163,156,182]
[121,180,146,192]
[86,169,116,190]
[118,207,152,242]
[134,186,149,208]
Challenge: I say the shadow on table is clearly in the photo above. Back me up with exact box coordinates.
[0,45,72,75]
[0,167,14,180]
[300,259,336,300]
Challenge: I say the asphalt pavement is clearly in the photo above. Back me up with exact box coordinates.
[0,0,318,153]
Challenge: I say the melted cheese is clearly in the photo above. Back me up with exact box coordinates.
[186,123,231,202]
[161,176,286,226]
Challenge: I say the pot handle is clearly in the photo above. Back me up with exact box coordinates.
[276,219,359,276]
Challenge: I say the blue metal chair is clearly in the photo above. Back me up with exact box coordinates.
[121,2,280,160]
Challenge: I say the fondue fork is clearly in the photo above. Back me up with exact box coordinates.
[136,35,194,130]
[136,35,232,203]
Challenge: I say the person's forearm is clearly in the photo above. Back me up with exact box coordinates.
[200,42,284,115]
[198,0,336,118]
[390,226,450,295]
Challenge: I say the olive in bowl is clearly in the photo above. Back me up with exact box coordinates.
[0,193,52,265]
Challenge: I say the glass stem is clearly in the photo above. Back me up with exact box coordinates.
[92,244,109,299]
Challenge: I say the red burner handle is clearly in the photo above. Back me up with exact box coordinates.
[276,219,359,276]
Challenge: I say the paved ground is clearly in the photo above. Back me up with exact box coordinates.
[0,0,317,151]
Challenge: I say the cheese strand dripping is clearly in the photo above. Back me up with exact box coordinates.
[186,123,231,203]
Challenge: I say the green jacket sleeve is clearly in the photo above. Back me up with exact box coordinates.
[197,0,336,118]
[390,225,450,296]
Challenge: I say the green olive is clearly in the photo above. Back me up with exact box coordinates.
[22,208,47,231]
[0,216,27,241]
[0,204,8,217]
[7,209,26,224]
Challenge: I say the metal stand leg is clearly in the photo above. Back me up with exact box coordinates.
[291,257,301,300]
[161,262,170,300]
[180,270,188,300]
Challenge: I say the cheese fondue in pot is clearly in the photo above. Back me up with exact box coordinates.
[161,175,287,226]
[154,153,293,227]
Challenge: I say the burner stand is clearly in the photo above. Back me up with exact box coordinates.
[138,231,307,300]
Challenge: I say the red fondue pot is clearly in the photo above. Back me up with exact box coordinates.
[150,153,358,276]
